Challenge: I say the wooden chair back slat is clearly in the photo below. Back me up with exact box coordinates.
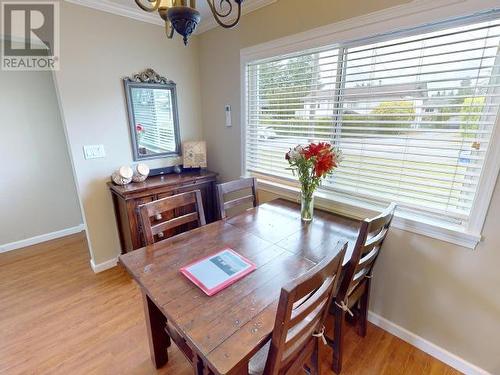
[292,267,340,302]
[346,281,367,307]
[150,212,200,235]
[288,282,331,327]
[143,192,197,217]
[217,177,257,195]
[217,178,258,219]
[223,194,256,211]
[350,268,370,287]
[354,247,380,274]
[360,227,388,256]
[284,306,325,353]
[367,212,394,236]
[139,190,206,246]
[263,242,347,375]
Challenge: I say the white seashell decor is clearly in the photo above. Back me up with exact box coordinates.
[132,163,150,182]
[111,166,133,185]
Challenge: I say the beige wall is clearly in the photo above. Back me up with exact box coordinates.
[199,0,500,373]
[199,0,412,180]
[370,177,500,374]
[0,64,82,245]
[55,2,203,264]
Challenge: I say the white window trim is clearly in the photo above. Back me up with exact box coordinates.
[240,0,500,250]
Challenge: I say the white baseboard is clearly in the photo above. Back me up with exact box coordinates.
[368,311,490,375]
[0,224,86,254]
[90,257,119,273]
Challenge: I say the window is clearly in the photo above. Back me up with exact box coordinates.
[244,14,500,234]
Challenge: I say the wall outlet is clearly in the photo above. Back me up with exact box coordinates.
[225,104,232,127]
[83,144,106,159]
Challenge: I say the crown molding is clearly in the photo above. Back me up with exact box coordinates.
[64,0,277,34]
[196,0,278,34]
[64,0,163,26]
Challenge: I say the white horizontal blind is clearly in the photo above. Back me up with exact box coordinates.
[131,88,176,152]
[245,15,500,226]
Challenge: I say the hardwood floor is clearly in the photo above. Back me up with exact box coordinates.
[0,233,460,375]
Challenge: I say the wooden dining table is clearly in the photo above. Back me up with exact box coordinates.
[119,198,360,375]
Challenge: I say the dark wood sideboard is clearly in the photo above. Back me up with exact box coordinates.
[108,170,218,253]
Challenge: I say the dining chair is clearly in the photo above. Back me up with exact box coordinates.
[248,241,348,375]
[329,203,396,373]
[138,190,206,246]
[216,177,259,219]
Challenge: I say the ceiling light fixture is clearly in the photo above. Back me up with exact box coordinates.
[135,0,244,45]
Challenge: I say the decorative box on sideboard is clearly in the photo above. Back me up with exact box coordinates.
[108,170,218,253]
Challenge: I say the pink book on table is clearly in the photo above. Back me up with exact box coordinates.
[180,248,256,296]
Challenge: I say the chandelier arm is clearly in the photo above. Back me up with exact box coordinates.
[165,22,175,39]
[135,0,160,12]
[217,0,233,17]
[205,0,242,28]
[205,0,232,18]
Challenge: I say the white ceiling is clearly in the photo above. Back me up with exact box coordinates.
[66,0,277,34]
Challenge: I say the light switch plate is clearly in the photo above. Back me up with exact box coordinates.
[83,144,106,159]
[225,104,232,127]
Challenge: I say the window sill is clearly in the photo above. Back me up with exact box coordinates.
[256,178,482,250]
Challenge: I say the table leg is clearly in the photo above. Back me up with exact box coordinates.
[142,290,169,368]
[193,353,220,375]
[209,359,249,375]
[193,353,204,375]
[231,360,250,375]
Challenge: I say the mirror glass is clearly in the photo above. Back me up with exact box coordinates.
[124,69,181,161]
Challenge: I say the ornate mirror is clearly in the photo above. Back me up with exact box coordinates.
[123,69,181,161]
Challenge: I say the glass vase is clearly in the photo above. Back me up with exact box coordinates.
[300,192,314,222]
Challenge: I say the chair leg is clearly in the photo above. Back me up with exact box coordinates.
[344,303,359,326]
[358,280,371,338]
[310,338,319,375]
[332,304,344,374]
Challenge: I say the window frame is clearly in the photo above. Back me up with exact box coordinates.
[240,0,500,249]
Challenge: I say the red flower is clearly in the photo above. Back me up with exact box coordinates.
[314,152,335,177]
[303,142,331,160]
[136,124,144,132]
[299,143,337,177]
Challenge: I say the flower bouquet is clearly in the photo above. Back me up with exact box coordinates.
[136,124,147,155]
[136,124,145,142]
[285,142,341,221]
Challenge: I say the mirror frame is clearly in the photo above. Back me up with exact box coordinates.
[123,68,181,161]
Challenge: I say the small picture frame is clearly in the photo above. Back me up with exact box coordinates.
[182,141,207,169]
